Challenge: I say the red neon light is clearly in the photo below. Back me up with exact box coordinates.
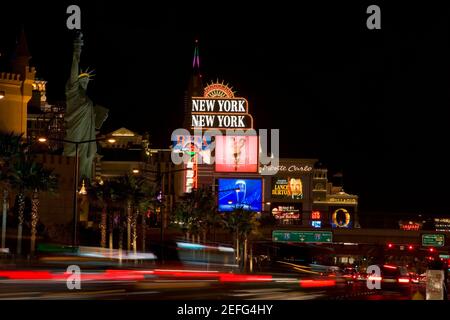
[311,211,321,220]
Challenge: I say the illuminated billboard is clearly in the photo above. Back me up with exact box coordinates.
[271,177,304,200]
[330,207,353,229]
[215,135,258,173]
[271,204,301,224]
[218,178,262,212]
[172,134,212,164]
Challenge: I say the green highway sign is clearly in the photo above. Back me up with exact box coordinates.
[272,230,333,243]
[422,234,445,247]
[439,254,450,259]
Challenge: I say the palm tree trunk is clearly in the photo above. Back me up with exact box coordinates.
[249,245,253,273]
[100,207,107,248]
[244,237,248,272]
[119,224,124,265]
[109,212,113,251]
[30,189,39,255]
[16,192,25,255]
[141,212,146,252]
[127,200,131,252]
[1,189,8,249]
[235,233,240,267]
[132,208,138,255]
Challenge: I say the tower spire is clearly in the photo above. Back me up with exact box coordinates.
[183,39,204,129]
[192,39,200,73]
[11,26,32,79]
[14,26,31,59]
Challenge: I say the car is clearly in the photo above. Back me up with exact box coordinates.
[368,264,412,293]
[342,267,358,284]
[409,272,420,284]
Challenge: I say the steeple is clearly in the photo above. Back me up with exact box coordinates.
[11,26,32,79]
[0,26,35,137]
[183,39,204,129]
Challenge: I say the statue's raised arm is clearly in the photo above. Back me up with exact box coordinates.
[68,31,83,89]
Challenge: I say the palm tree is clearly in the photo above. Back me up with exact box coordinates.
[88,180,113,248]
[107,179,125,256]
[12,155,58,255]
[172,188,212,242]
[112,174,148,253]
[0,132,23,249]
[221,208,260,271]
[134,181,157,253]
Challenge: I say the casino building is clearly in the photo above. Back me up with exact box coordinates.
[173,41,360,231]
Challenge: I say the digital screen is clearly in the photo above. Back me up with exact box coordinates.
[271,204,301,221]
[311,221,322,228]
[330,207,353,229]
[271,177,304,200]
[218,178,262,212]
[215,136,258,172]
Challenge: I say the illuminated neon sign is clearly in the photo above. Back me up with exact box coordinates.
[311,211,321,220]
[331,208,351,228]
[191,82,253,130]
[184,143,198,193]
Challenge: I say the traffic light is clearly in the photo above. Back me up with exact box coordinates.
[429,247,435,253]
[387,243,394,249]
[408,245,414,250]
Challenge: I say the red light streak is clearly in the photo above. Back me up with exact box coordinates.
[299,279,336,288]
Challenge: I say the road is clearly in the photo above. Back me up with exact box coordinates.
[0,275,427,300]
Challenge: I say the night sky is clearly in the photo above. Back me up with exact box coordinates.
[1,1,449,216]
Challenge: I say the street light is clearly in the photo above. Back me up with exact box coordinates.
[38,136,114,247]
[0,91,5,99]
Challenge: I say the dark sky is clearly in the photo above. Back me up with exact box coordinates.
[1,1,450,216]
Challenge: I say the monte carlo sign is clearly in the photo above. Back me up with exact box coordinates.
[191,97,253,129]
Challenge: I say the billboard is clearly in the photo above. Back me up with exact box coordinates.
[172,134,212,164]
[330,207,353,229]
[218,178,262,212]
[215,135,258,173]
[271,177,304,200]
[271,204,301,224]
[191,97,254,129]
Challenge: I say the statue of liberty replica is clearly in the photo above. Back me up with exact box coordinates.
[64,31,109,182]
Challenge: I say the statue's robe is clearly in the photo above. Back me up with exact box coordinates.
[64,83,108,181]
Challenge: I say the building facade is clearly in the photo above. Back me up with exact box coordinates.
[171,41,360,231]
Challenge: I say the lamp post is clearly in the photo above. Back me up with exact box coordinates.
[38,136,115,247]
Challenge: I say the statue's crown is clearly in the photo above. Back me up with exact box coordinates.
[78,67,95,80]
